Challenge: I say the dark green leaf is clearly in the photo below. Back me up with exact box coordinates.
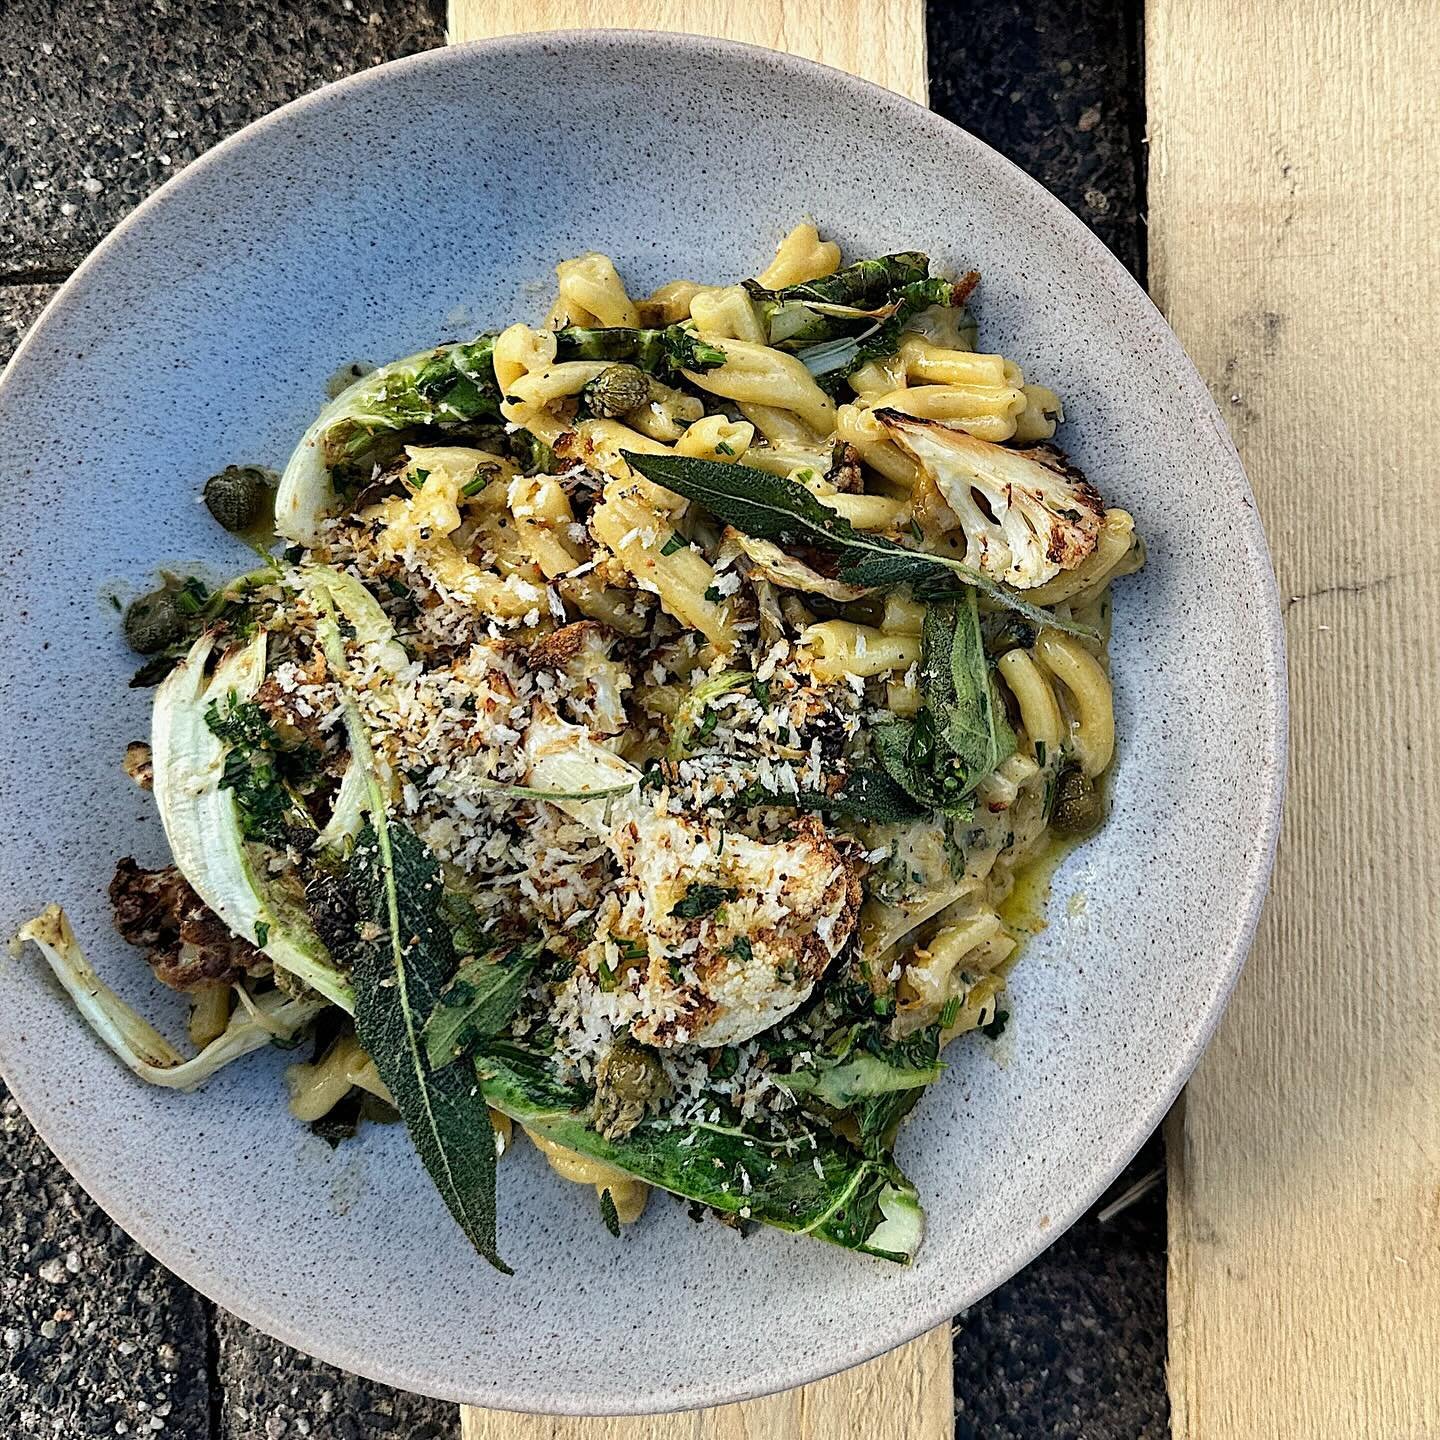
[599,1187,622,1238]
[790,770,926,825]
[475,1040,922,1261]
[980,1008,1010,1040]
[868,715,962,816]
[346,821,508,1271]
[621,451,1095,636]
[670,883,739,920]
[470,779,637,803]
[422,940,542,1071]
[920,594,1013,794]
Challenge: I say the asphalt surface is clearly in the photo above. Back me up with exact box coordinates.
[0,2,1161,1435]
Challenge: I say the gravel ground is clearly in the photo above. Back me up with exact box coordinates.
[0,1,1163,1434]
[927,0,1147,279]
[0,0,445,273]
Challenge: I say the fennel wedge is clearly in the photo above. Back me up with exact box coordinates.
[151,630,352,1010]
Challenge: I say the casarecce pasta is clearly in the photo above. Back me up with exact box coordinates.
[16,221,1145,1271]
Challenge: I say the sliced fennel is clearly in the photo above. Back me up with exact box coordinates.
[151,629,353,1010]
[10,905,324,1090]
[275,340,499,545]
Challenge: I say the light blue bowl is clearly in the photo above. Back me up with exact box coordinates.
[0,30,1285,1415]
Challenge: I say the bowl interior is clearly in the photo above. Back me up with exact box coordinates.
[0,32,1284,1414]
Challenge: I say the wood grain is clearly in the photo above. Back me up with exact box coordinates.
[1150,1,1440,1434]
[448,1,950,1435]
[447,0,927,104]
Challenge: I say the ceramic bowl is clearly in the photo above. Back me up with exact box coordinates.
[0,31,1285,1415]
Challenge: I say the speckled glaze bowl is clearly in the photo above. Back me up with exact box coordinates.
[0,31,1285,1415]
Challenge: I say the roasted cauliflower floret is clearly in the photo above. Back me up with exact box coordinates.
[521,706,861,1047]
[877,410,1104,589]
[523,620,631,736]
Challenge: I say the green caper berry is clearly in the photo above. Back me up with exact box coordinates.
[586,363,651,419]
[203,465,272,533]
[121,588,186,655]
[590,1037,669,1140]
[1050,764,1103,837]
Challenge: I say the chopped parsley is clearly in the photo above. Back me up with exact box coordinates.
[670,883,740,920]
[661,532,688,556]
[599,1188,622,1237]
[980,1008,1010,1040]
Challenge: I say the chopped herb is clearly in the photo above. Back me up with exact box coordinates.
[980,1008,1010,1040]
[939,995,961,1029]
[670,883,740,920]
[409,467,431,489]
[909,517,925,543]
[205,692,314,846]
[703,584,723,603]
[661,532,688,556]
[1035,739,1048,768]
[617,938,648,961]
[710,1046,741,1080]
[254,920,270,948]
[750,676,771,707]
[728,936,754,965]
[599,1187,622,1237]
[714,440,735,456]
[173,576,210,617]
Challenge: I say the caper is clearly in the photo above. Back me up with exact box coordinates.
[203,464,273,534]
[1050,764,1103,837]
[121,588,186,655]
[585,363,651,419]
[591,1036,669,1140]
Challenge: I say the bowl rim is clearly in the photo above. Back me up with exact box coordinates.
[0,26,1288,1414]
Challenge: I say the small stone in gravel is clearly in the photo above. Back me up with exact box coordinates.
[37,1258,67,1285]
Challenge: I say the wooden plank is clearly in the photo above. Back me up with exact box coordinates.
[1149,1,1440,1435]
[447,0,928,105]
[448,1,949,1435]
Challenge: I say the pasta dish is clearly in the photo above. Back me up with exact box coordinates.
[13,224,1143,1266]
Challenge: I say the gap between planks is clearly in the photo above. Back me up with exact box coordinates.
[448,2,950,1438]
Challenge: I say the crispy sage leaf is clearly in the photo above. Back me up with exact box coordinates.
[422,940,543,1071]
[921,593,1015,790]
[623,451,1095,637]
[347,821,508,1272]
